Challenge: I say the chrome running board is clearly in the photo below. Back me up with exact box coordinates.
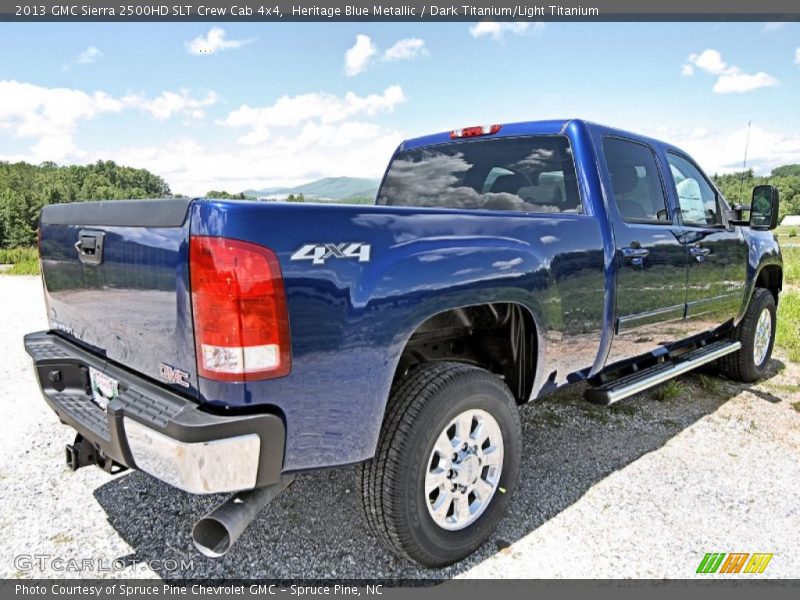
[585,340,741,405]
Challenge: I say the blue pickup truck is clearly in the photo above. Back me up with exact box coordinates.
[25,119,782,566]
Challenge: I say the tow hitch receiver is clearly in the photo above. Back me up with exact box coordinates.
[65,434,127,474]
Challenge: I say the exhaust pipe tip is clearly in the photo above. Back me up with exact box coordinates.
[191,476,293,558]
[192,517,234,558]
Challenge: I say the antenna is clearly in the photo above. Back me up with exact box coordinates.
[738,120,752,203]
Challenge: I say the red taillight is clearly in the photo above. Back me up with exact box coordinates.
[450,124,501,139]
[189,236,291,381]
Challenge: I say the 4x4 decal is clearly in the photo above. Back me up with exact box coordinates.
[291,243,371,265]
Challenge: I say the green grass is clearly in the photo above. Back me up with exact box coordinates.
[0,246,39,275]
[782,246,800,288]
[774,236,799,362]
[697,374,722,394]
[610,402,638,416]
[764,382,800,394]
[577,401,611,424]
[776,291,800,363]
[791,402,800,414]
[0,246,36,263]
[654,380,684,402]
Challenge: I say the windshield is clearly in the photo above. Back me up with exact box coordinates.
[377,136,581,213]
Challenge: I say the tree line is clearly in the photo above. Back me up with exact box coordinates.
[2,160,799,250]
[712,165,800,220]
[0,160,170,248]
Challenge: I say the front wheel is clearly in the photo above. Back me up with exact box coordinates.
[358,362,521,567]
[720,288,777,382]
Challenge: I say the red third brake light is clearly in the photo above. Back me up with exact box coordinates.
[450,124,501,139]
[190,236,291,381]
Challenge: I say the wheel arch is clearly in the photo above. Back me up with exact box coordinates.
[755,263,783,304]
[390,300,541,405]
[738,259,783,324]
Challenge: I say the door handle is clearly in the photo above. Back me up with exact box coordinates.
[75,230,105,265]
[622,246,649,266]
[689,244,711,262]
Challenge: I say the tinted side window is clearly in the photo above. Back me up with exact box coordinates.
[603,138,669,223]
[667,153,721,226]
[378,136,581,213]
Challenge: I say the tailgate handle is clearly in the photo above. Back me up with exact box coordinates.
[75,230,105,265]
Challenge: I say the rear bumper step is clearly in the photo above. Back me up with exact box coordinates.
[585,340,741,405]
[24,330,286,494]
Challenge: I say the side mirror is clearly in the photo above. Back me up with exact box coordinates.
[749,185,779,230]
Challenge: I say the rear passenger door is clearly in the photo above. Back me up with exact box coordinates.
[602,137,687,365]
[665,152,748,335]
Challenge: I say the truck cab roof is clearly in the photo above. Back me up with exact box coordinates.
[399,118,690,160]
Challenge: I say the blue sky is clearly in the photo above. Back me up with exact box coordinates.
[0,21,798,194]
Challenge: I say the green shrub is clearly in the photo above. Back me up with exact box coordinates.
[0,246,39,275]
[784,247,800,287]
[776,291,800,363]
[654,379,684,402]
[697,374,722,394]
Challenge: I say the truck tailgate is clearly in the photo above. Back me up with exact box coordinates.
[38,198,198,395]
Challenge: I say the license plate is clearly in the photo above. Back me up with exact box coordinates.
[89,367,118,410]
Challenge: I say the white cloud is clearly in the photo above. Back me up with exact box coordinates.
[0,80,407,194]
[383,38,428,61]
[0,80,125,161]
[221,85,406,145]
[72,84,408,194]
[76,46,103,65]
[795,47,800,65]
[712,71,779,94]
[62,46,103,70]
[344,34,377,76]
[762,22,785,32]
[129,90,219,121]
[0,80,219,161]
[683,49,779,94]
[97,123,403,195]
[186,27,252,55]
[469,21,544,41]
[654,124,800,178]
[688,49,729,75]
[343,35,428,76]
[690,127,709,139]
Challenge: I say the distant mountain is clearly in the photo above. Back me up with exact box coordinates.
[244,176,380,201]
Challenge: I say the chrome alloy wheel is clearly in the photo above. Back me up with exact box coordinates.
[424,409,504,531]
[753,308,772,367]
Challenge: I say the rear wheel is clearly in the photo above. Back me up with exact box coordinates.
[719,288,777,382]
[359,362,521,567]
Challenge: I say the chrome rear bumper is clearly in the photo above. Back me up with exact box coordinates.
[24,331,285,494]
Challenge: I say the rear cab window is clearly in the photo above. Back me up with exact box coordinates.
[602,137,671,224]
[377,136,582,214]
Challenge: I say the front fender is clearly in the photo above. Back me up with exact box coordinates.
[738,229,783,322]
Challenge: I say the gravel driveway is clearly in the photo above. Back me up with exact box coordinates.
[1,276,798,579]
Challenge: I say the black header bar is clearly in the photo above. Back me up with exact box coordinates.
[2,0,800,22]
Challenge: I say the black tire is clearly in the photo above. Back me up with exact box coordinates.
[358,361,521,567]
[719,288,777,383]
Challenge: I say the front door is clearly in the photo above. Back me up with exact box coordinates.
[665,152,748,335]
[602,137,688,365]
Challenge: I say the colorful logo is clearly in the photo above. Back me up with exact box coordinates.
[697,552,773,574]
